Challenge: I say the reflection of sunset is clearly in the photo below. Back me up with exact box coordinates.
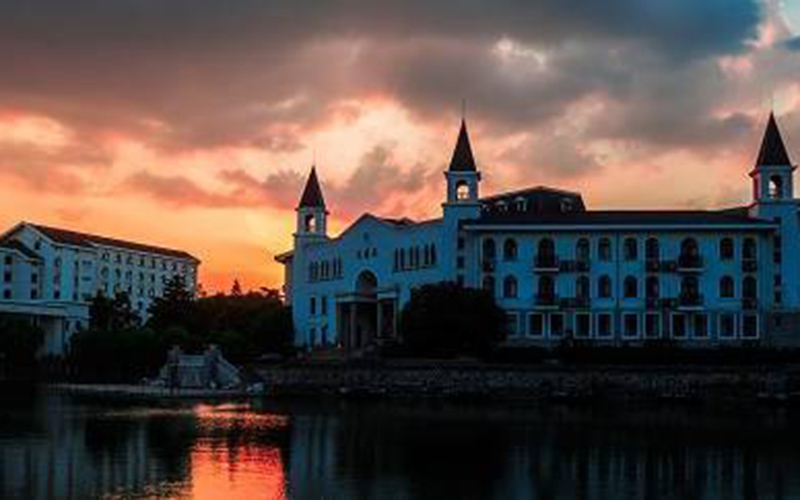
[188,404,288,500]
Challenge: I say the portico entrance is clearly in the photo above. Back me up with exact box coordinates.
[337,271,398,352]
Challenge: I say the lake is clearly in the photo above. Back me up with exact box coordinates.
[1,385,800,499]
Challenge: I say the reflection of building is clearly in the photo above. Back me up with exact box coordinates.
[277,114,800,350]
[0,223,200,355]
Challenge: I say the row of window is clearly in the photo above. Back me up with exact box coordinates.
[100,251,189,273]
[393,244,438,272]
[482,236,759,262]
[308,258,343,282]
[507,311,759,340]
[487,275,759,300]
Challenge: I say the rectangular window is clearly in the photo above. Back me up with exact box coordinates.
[719,314,736,339]
[457,237,465,250]
[4,255,12,265]
[321,296,328,315]
[775,291,783,305]
[31,273,38,284]
[742,314,759,339]
[2,289,10,299]
[54,290,60,300]
[549,313,565,339]
[623,313,639,339]
[456,275,464,286]
[30,289,38,300]
[528,313,544,338]
[645,313,661,339]
[575,313,591,338]
[3,271,10,283]
[457,256,465,269]
[506,313,520,337]
[597,313,613,338]
[693,314,708,339]
[310,297,316,316]
[672,314,687,339]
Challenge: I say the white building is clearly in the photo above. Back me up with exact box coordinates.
[0,222,200,355]
[276,114,800,351]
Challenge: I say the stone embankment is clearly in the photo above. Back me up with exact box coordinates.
[256,362,800,401]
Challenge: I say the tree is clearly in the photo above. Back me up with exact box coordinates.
[89,291,140,331]
[231,279,243,297]
[0,317,43,373]
[399,282,506,358]
[147,274,195,331]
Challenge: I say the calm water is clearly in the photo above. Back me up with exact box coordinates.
[1,386,800,499]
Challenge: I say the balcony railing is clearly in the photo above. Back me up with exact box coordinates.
[742,297,758,310]
[534,255,559,271]
[535,293,559,307]
[677,255,704,271]
[645,296,660,309]
[560,296,590,309]
[559,259,591,273]
[678,293,704,308]
[481,259,496,273]
[742,259,758,272]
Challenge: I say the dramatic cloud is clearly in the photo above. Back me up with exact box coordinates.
[1,0,799,290]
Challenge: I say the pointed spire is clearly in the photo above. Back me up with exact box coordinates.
[298,166,326,208]
[448,119,477,172]
[756,112,792,166]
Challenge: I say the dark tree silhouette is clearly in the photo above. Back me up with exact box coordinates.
[399,282,506,358]
[89,292,140,331]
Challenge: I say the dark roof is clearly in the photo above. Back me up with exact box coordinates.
[448,120,477,172]
[0,239,41,260]
[298,166,326,208]
[29,224,199,260]
[467,209,774,227]
[756,112,792,166]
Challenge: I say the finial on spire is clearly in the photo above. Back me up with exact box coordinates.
[461,99,466,122]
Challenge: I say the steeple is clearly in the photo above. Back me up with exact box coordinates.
[755,112,792,167]
[448,119,477,172]
[298,166,326,208]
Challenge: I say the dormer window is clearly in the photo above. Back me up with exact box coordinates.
[514,197,526,212]
[560,198,574,213]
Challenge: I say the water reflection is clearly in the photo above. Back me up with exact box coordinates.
[2,387,800,499]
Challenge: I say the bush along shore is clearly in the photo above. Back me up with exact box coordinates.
[254,361,800,402]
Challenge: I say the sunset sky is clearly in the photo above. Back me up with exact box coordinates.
[1,1,800,293]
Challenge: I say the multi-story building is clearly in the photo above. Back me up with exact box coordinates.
[276,113,800,351]
[0,223,200,355]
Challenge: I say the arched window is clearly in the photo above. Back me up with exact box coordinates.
[598,275,612,298]
[624,238,638,261]
[720,276,734,298]
[645,238,659,260]
[482,238,497,261]
[576,276,590,299]
[624,276,638,298]
[646,276,659,298]
[456,181,471,201]
[576,238,590,262]
[503,238,518,261]
[681,276,699,297]
[743,276,757,299]
[719,238,734,260]
[769,175,783,198]
[538,275,555,296]
[482,275,496,295]
[598,238,612,261]
[503,276,518,298]
[538,238,555,257]
[304,213,316,232]
[681,238,699,257]
[743,238,757,260]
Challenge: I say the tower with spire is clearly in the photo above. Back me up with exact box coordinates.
[295,166,328,245]
[441,119,482,283]
[749,112,800,309]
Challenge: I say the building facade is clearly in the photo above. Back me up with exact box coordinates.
[0,223,200,355]
[276,114,799,350]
